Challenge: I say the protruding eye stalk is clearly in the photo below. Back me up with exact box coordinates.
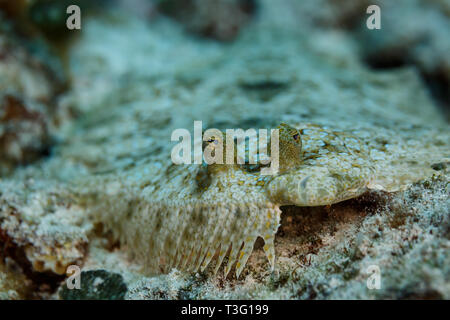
[275,123,303,174]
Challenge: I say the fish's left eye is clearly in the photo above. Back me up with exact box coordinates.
[293,133,300,141]
[208,138,219,144]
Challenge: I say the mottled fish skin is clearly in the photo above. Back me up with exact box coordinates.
[76,122,378,278]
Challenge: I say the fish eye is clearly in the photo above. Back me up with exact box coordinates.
[207,137,219,144]
[293,133,299,141]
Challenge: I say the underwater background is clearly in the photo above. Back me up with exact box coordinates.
[0,0,449,299]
